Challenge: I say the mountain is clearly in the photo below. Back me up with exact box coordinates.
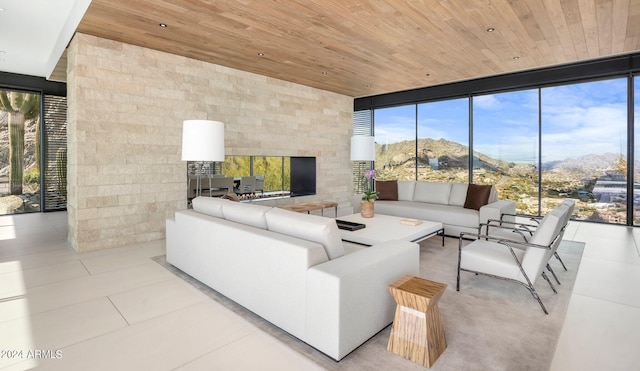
[375,138,634,178]
[375,138,511,172]
[542,153,630,176]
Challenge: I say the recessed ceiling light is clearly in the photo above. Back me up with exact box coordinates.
[513,56,520,60]
[486,27,495,32]
[321,72,328,75]
[159,23,168,28]
[257,52,264,57]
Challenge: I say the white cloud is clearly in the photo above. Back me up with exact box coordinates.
[473,94,501,110]
[373,78,631,163]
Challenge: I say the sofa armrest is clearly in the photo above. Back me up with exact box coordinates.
[480,200,516,227]
[305,240,419,360]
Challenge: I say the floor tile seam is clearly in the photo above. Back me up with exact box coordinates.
[10,266,180,317]
[569,236,636,245]
[106,274,191,302]
[8,274,179,324]
[0,243,71,260]
[106,277,214,326]
[56,299,237,351]
[106,296,131,326]
[78,256,168,276]
[168,329,260,371]
[76,246,166,265]
[33,315,132,355]
[0,295,122,326]
[0,257,144,297]
[569,292,640,311]
[0,274,91,299]
[579,252,640,266]
[578,255,640,269]
[632,232,640,258]
[0,229,66,240]
[0,295,214,353]
[79,249,168,265]
[0,256,89,277]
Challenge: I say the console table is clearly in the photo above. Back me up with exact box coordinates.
[279,201,338,217]
[387,275,447,368]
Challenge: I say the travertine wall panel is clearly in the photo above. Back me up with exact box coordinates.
[67,33,353,252]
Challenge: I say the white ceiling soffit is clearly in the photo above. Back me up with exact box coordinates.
[0,0,92,79]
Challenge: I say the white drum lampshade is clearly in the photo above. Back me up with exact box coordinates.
[350,135,375,161]
[181,120,225,161]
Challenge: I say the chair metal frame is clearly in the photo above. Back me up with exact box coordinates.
[457,231,561,315]
[488,215,569,272]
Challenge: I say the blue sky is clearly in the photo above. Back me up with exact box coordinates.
[374,77,631,163]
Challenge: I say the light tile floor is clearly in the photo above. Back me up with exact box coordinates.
[0,211,638,370]
[0,212,322,371]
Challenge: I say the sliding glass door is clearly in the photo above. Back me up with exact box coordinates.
[541,79,627,223]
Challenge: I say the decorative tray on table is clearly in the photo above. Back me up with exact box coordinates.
[335,220,366,231]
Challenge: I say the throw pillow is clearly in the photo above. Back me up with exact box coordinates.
[221,192,240,202]
[376,180,398,200]
[464,184,492,210]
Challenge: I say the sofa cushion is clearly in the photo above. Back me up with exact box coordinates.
[376,181,398,200]
[265,208,345,260]
[488,186,498,203]
[449,183,468,206]
[464,184,493,210]
[221,202,271,229]
[375,200,480,229]
[192,196,227,218]
[397,181,416,201]
[413,182,452,205]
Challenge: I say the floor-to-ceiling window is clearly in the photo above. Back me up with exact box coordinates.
[43,95,68,212]
[542,78,628,223]
[417,98,469,183]
[473,89,539,215]
[374,105,416,181]
[0,73,67,215]
[0,90,42,215]
[634,76,640,225]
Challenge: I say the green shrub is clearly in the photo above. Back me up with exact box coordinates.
[24,168,39,185]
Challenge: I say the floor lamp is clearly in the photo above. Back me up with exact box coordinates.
[350,135,375,193]
[182,120,225,199]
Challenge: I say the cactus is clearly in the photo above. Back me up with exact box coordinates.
[55,148,67,199]
[0,91,39,195]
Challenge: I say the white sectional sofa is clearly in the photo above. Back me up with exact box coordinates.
[166,197,419,361]
[353,181,516,237]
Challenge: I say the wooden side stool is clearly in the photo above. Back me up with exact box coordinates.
[387,275,447,368]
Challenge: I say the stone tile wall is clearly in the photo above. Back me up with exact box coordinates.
[67,33,354,252]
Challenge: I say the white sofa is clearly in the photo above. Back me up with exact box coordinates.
[166,197,419,361]
[353,181,516,237]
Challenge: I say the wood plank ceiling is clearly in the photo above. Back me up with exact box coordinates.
[75,0,640,97]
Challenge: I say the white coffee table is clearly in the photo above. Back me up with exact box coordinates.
[337,214,444,246]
